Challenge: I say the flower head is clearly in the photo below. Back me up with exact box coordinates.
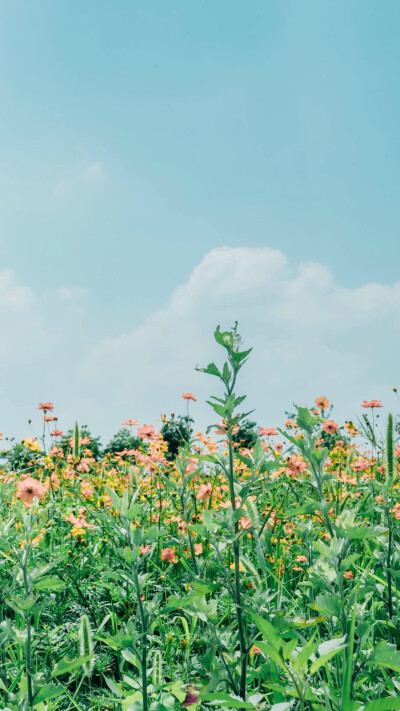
[322,419,338,434]
[197,483,212,501]
[259,427,278,436]
[161,547,178,563]
[314,396,330,410]
[362,400,383,408]
[38,402,54,411]
[16,477,46,506]
[182,392,197,402]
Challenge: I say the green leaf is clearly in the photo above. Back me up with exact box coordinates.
[340,525,387,540]
[291,634,317,672]
[33,683,64,705]
[255,641,287,671]
[252,614,282,651]
[201,692,255,708]
[310,635,347,674]
[313,594,341,618]
[295,406,318,433]
[363,699,400,711]
[35,576,66,591]
[369,643,400,673]
[51,654,94,678]
[196,362,221,378]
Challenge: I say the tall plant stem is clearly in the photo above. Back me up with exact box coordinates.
[22,549,34,708]
[228,435,247,705]
[134,569,148,711]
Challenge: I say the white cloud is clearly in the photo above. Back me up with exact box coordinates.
[81,246,400,435]
[0,248,398,443]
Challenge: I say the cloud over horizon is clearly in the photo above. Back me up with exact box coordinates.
[1,246,399,443]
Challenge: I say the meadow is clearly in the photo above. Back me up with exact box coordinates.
[1,324,400,711]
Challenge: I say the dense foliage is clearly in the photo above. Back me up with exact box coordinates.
[0,325,400,711]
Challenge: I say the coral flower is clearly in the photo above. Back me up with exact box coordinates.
[197,483,212,501]
[137,424,161,441]
[322,420,339,434]
[16,477,46,506]
[344,571,354,579]
[239,517,252,530]
[140,545,151,555]
[50,429,63,437]
[250,645,262,656]
[161,547,178,563]
[38,401,54,411]
[259,427,278,436]
[121,419,139,427]
[194,543,203,555]
[65,509,95,529]
[287,455,307,477]
[315,396,330,410]
[182,392,197,402]
[362,400,383,408]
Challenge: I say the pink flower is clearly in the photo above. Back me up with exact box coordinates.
[137,424,161,441]
[161,547,178,563]
[239,517,252,530]
[38,401,54,411]
[140,545,151,555]
[65,509,95,529]
[121,419,139,427]
[322,420,338,434]
[287,455,307,477]
[259,427,278,436]
[182,392,197,402]
[194,543,203,555]
[315,396,330,410]
[362,400,383,408]
[197,483,212,501]
[50,429,63,437]
[80,482,94,498]
[16,477,46,506]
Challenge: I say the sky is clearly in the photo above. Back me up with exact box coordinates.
[0,0,400,445]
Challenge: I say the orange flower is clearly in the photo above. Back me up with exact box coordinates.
[140,545,151,555]
[121,419,139,427]
[315,396,330,410]
[239,517,252,530]
[137,424,161,441]
[250,645,262,656]
[182,392,197,402]
[194,543,203,555]
[344,571,354,579]
[65,508,95,529]
[16,477,46,506]
[322,420,338,434]
[259,427,278,436]
[161,547,178,563]
[197,483,212,501]
[50,429,63,437]
[38,401,54,411]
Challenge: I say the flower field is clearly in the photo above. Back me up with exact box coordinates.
[1,325,400,711]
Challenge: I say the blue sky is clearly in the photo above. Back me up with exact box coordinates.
[1,1,399,443]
